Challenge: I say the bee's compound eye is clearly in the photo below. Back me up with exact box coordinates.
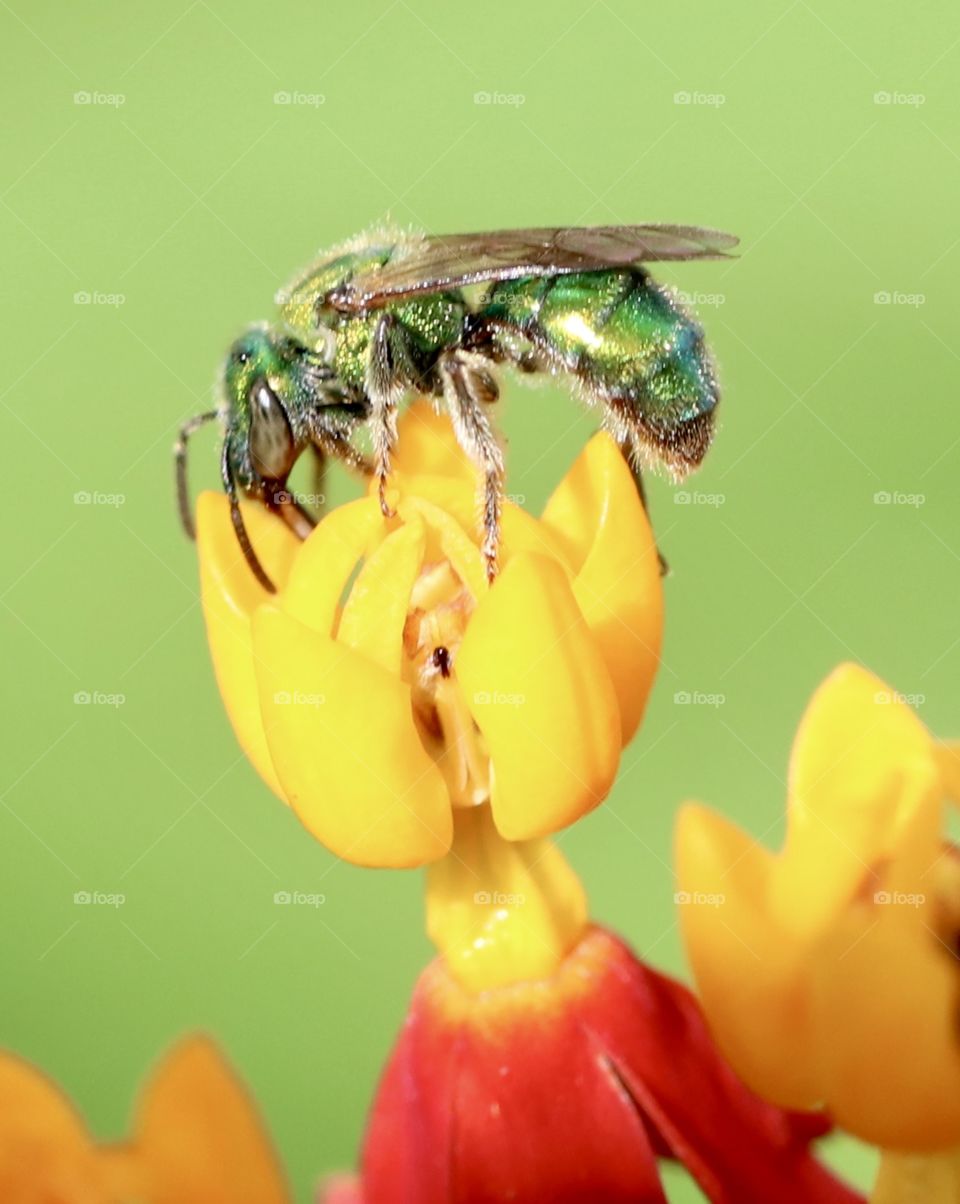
[232,348,250,366]
[249,380,295,480]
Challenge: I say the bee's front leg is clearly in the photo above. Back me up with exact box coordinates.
[437,349,504,581]
[365,314,416,518]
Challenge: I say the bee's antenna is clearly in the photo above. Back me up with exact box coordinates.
[175,410,218,539]
[220,437,276,593]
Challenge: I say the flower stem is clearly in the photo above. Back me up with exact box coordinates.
[424,804,588,992]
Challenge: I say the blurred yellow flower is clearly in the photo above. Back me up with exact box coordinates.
[198,402,663,869]
[676,663,960,1150]
[0,1036,289,1204]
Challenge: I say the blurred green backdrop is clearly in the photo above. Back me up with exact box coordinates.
[2,0,958,1198]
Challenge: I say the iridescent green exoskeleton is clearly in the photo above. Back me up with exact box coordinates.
[176,225,737,590]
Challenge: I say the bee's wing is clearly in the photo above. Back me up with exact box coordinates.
[327,225,738,312]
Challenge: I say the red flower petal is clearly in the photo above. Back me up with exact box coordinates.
[360,927,862,1204]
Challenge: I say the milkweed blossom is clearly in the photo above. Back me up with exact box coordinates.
[196,402,663,865]
[677,664,960,1151]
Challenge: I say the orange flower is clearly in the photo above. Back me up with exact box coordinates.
[197,402,663,868]
[0,1036,289,1203]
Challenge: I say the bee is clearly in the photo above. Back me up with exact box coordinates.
[176,224,737,590]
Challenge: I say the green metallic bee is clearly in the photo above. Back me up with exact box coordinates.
[176,224,737,590]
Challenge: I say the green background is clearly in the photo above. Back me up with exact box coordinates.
[2,0,958,1198]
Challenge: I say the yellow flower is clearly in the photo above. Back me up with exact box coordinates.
[0,1036,289,1203]
[676,662,960,1149]
[197,402,663,869]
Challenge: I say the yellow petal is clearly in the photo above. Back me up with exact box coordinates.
[279,498,382,635]
[456,552,621,841]
[938,740,960,803]
[337,517,425,675]
[392,398,477,484]
[541,433,663,743]
[197,493,301,802]
[814,843,960,1148]
[0,1053,108,1203]
[776,663,937,939]
[252,605,452,866]
[129,1035,290,1204]
[675,803,823,1109]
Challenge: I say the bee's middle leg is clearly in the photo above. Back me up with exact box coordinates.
[437,349,503,581]
[366,314,415,517]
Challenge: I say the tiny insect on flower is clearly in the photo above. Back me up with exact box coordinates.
[676,663,960,1150]
[196,402,663,867]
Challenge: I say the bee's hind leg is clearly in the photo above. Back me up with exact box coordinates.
[437,349,503,582]
[614,429,669,578]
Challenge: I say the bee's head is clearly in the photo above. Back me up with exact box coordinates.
[222,324,332,493]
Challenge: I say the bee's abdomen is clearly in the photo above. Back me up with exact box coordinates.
[481,269,719,471]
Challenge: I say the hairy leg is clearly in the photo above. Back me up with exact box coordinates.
[438,349,503,580]
[365,314,416,517]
